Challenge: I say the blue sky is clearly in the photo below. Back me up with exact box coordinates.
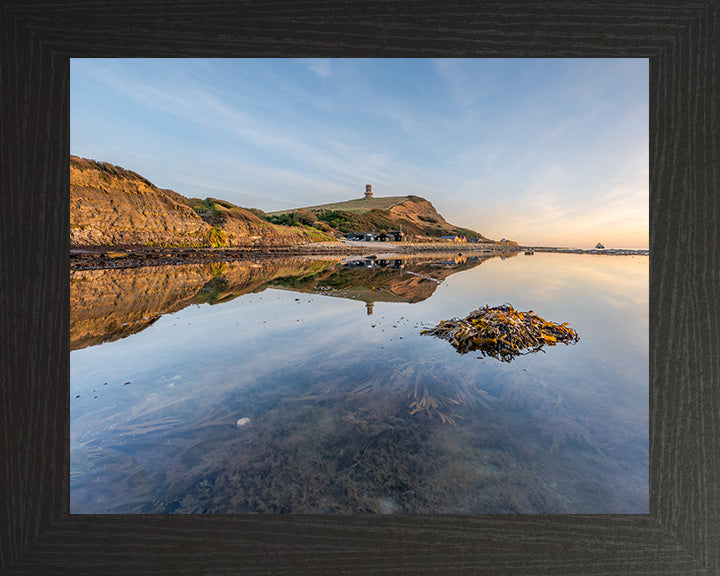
[71,58,649,249]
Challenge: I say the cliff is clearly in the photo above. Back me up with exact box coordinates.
[387,196,486,240]
[70,156,333,248]
[266,195,491,241]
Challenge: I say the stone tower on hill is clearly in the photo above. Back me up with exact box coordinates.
[365,184,373,198]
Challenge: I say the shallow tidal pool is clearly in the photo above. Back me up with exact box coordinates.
[70,252,648,514]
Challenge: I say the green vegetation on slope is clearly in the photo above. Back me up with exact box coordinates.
[268,195,415,216]
[263,206,482,240]
[264,194,488,240]
[70,155,155,187]
[191,198,225,226]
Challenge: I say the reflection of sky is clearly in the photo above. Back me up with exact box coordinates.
[436,253,648,413]
[71,291,363,435]
[394,255,645,425]
[71,254,648,513]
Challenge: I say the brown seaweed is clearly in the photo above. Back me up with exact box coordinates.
[421,304,579,362]
[347,359,498,426]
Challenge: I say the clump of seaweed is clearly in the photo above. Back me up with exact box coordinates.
[421,304,579,362]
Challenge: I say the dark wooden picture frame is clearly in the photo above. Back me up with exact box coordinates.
[1,2,718,574]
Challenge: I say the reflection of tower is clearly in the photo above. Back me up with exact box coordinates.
[366,302,374,315]
[365,184,373,198]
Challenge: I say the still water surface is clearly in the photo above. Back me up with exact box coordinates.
[70,252,648,513]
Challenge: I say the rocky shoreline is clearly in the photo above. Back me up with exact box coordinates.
[522,247,649,256]
[70,242,647,271]
[70,245,359,271]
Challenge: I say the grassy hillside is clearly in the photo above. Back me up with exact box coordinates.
[263,194,491,241]
[268,196,414,216]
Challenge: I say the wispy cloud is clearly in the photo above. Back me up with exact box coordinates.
[72,58,649,248]
[304,58,332,78]
[431,58,486,111]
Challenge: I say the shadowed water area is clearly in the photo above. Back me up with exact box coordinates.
[70,252,648,513]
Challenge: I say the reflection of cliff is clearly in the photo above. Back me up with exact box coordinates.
[71,253,517,350]
[70,259,339,350]
[269,253,515,305]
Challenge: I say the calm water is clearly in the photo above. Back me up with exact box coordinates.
[70,252,648,514]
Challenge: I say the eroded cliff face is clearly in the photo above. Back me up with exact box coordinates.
[70,158,211,247]
[70,156,331,247]
[388,197,490,240]
[70,258,340,350]
[388,197,452,229]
